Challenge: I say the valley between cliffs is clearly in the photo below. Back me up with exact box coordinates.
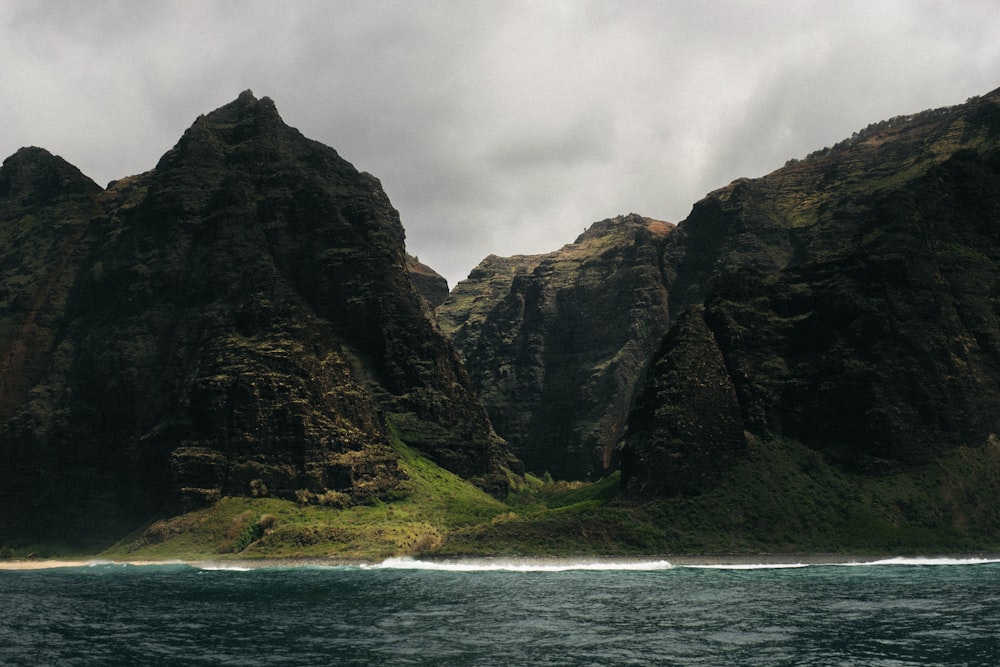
[4,87,1000,560]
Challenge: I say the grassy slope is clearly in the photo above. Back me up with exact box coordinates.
[435,435,1000,558]
[96,437,509,561]
[6,431,1000,561]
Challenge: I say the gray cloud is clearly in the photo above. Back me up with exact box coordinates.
[2,0,999,286]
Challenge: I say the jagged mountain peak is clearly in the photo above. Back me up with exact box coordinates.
[199,89,282,128]
[153,91,329,181]
[0,146,101,204]
[0,92,516,543]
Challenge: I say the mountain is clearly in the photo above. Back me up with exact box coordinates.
[5,86,1000,558]
[437,214,673,479]
[430,87,1000,555]
[0,148,102,423]
[406,254,449,310]
[622,87,1000,500]
[0,91,516,544]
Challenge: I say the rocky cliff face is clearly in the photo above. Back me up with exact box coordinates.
[623,87,1000,496]
[0,148,102,424]
[438,214,673,479]
[6,85,1000,549]
[0,92,515,542]
[406,255,450,310]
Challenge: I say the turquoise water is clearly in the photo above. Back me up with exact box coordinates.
[1,557,998,665]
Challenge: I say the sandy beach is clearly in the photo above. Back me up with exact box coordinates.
[3,552,1000,571]
[0,559,187,571]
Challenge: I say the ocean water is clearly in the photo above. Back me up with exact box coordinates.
[1,557,998,666]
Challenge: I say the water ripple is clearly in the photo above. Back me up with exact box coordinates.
[0,561,998,665]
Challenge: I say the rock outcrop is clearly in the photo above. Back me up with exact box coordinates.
[438,214,673,479]
[0,92,515,542]
[623,87,1000,496]
[406,254,449,310]
[0,148,102,423]
[619,305,745,497]
[6,84,1000,551]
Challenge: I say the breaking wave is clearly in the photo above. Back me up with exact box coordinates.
[3,554,998,574]
[3,553,999,664]
[368,556,675,572]
[841,556,1000,567]
[366,555,1000,572]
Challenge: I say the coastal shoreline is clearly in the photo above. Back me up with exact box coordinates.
[3,552,1000,571]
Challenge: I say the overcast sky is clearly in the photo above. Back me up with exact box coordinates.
[3,1,999,287]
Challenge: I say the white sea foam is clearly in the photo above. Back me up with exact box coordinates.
[682,556,1000,569]
[195,563,256,571]
[7,555,997,573]
[370,557,674,572]
[686,562,811,570]
[841,556,1000,567]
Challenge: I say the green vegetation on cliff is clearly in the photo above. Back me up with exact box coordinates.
[8,423,994,561]
[0,91,516,548]
[438,214,673,480]
[623,87,1000,506]
[4,416,1000,561]
[96,434,509,561]
[5,87,1000,560]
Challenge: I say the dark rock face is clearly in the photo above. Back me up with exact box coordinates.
[406,255,449,311]
[664,93,1000,320]
[620,306,745,497]
[438,214,673,479]
[0,92,514,541]
[0,148,102,423]
[6,83,1000,545]
[623,88,1000,496]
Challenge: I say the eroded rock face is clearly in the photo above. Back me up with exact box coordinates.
[0,91,515,541]
[0,148,102,424]
[406,255,449,311]
[623,88,1000,496]
[620,306,745,497]
[438,214,673,479]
